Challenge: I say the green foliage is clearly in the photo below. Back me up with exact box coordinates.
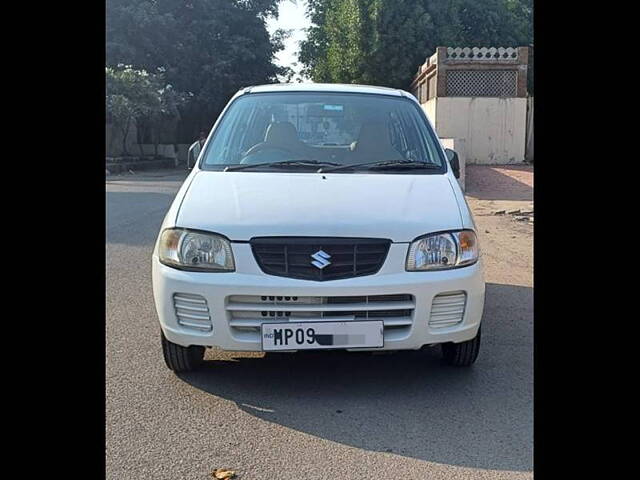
[106,94,136,153]
[106,64,190,155]
[106,65,161,154]
[107,0,286,141]
[299,0,533,90]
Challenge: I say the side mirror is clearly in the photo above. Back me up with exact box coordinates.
[445,148,460,179]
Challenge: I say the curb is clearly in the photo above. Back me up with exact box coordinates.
[106,158,177,174]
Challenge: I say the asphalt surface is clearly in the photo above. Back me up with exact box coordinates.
[106,169,533,479]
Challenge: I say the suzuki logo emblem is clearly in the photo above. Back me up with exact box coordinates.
[311,250,332,269]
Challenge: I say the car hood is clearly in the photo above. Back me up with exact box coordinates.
[176,171,463,242]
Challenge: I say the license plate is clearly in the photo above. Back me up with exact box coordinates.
[261,320,384,351]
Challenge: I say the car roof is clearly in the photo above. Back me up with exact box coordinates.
[241,83,410,98]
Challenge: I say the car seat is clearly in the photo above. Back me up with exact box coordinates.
[349,121,404,163]
[244,122,310,158]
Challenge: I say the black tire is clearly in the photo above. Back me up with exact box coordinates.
[161,331,205,373]
[441,327,481,367]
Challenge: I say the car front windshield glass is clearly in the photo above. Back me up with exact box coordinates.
[200,92,445,171]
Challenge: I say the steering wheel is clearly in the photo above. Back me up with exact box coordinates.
[241,144,299,164]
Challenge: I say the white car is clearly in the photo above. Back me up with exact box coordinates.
[152,83,485,372]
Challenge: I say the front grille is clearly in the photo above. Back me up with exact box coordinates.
[429,291,466,328]
[173,293,212,332]
[250,237,391,281]
[227,294,414,331]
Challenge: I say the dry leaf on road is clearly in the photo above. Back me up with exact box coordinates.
[212,468,236,479]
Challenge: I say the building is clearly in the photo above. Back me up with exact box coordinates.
[410,46,530,164]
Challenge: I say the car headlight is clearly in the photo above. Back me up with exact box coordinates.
[406,230,478,271]
[158,228,235,272]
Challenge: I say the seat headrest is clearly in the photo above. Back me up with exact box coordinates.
[264,122,300,145]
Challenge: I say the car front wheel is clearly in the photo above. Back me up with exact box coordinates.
[161,331,205,373]
[441,327,481,367]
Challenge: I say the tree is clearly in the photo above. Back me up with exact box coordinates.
[146,82,191,156]
[107,0,287,142]
[106,93,137,156]
[106,66,157,155]
[106,65,181,156]
[299,0,533,90]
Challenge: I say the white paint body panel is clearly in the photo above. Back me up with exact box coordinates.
[152,84,485,351]
[152,253,484,350]
[176,171,463,242]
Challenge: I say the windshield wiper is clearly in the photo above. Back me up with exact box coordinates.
[224,159,342,172]
[318,160,441,173]
[367,160,441,170]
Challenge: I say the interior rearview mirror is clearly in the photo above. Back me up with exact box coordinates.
[444,148,460,179]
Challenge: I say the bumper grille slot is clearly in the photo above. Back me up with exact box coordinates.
[250,237,391,281]
[227,294,414,330]
[173,293,212,332]
[429,292,466,328]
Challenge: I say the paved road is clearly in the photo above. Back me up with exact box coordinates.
[106,170,533,480]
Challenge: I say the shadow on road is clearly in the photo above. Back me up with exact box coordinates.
[466,165,533,202]
[179,282,533,472]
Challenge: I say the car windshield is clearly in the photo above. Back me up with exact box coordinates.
[200,92,446,171]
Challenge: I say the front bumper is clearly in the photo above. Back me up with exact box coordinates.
[152,243,485,351]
